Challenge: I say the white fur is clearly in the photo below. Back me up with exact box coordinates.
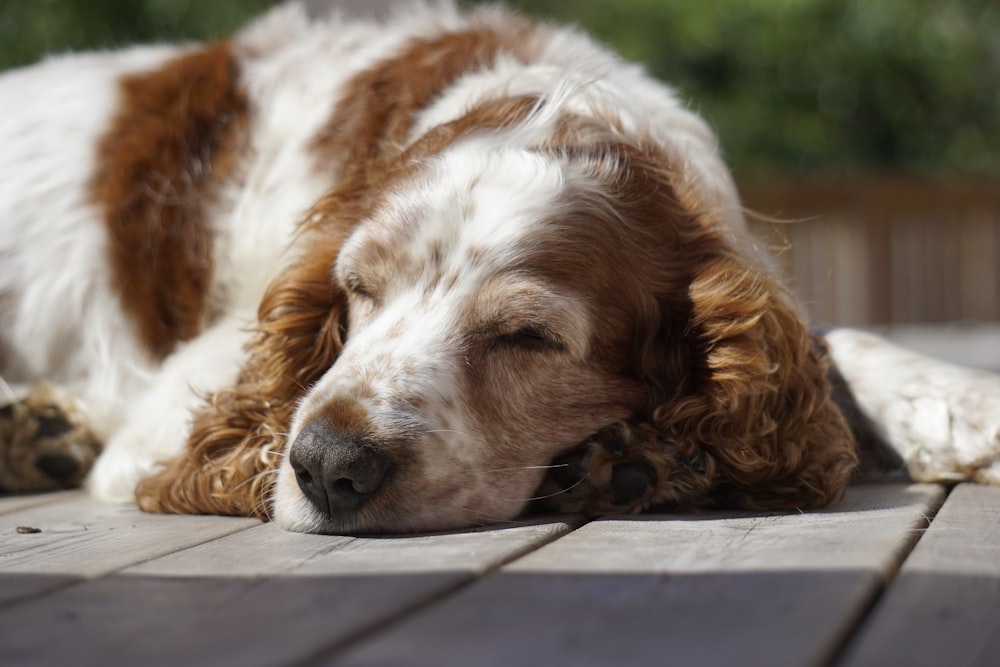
[87,316,255,502]
[825,329,1000,484]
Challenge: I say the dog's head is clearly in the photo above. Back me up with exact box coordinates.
[264,107,853,532]
[278,123,662,532]
[137,101,856,533]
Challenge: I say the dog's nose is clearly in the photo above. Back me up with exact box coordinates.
[289,421,392,517]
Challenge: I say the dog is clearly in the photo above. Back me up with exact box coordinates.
[1,2,998,533]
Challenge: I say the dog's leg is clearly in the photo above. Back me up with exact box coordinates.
[0,381,102,493]
[823,328,1000,485]
[87,317,253,503]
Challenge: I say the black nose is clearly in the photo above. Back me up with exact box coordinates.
[289,422,392,518]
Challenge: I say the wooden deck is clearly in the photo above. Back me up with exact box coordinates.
[1,482,998,666]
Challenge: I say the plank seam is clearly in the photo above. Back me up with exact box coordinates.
[288,516,595,666]
[0,520,261,611]
[824,482,951,667]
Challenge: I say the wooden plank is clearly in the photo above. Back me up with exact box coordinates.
[838,483,1000,667]
[330,483,945,667]
[0,490,82,515]
[0,495,259,604]
[0,516,579,667]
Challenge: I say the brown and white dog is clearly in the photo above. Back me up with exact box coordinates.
[1,2,998,533]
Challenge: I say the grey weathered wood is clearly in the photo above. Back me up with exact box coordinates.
[0,489,81,515]
[0,495,259,604]
[0,516,579,667]
[331,483,945,667]
[838,483,1000,667]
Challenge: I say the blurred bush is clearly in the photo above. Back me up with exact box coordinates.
[2,0,997,180]
[487,0,1000,180]
[0,0,275,68]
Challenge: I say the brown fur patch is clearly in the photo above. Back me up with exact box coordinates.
[90,42,249,358]
[310,395,372,434]
[310,22,539,180]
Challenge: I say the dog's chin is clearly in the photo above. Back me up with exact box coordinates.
[271,461,531,535]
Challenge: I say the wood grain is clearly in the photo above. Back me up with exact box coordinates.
[0,516,579,667]
[0,490,81,515]
[0,494,258,604]
[332,483,945,667]
[838,483,1000,667]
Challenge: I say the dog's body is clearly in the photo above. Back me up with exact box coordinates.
[1,3,998,533]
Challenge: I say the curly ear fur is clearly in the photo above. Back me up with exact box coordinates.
[133,175,384,517]
[655,244,859,510]
[537,235,858,514]
[535,136,858,515]
[536,244,858,515]
[135,235,347,517]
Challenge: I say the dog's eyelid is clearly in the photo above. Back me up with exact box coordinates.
[344,271,378,301]
[488,322,567,353]
[506,326,566,351]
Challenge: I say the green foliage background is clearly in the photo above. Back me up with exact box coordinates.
[2,0,997,179]
[498,0,1000,180]
[0,1,275,67]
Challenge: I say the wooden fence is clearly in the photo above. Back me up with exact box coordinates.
[743,179,1000,326]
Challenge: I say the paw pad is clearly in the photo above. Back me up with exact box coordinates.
[35,452,81,482]
[0,384,101,493]
[611,460,657,505]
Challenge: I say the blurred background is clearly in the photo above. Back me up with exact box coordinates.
[2,0,998,329]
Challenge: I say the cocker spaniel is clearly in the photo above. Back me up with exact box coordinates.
[2,2,998,533]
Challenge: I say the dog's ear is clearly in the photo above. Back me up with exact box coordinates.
[135,235,347,518]
[133,176,379,518]
[530,138,856,514]
[644,217,859,509]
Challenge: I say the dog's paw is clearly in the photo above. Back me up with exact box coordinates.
[532,422,715,515]
[972,459,1000,485]
[826,328,1000,486]
[0,383,102,493]
[904,370,1000,485]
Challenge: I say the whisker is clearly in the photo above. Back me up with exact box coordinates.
[243,432,282,445]
[284,374,311,396]
[245,468,283,522]
[457,505,524,525]
[495,470,591,503]
[455,463,570,475]
[254,498,272,522]
[231,467,280,494]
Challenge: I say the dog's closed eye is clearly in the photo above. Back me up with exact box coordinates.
[344,272,379,303]
[495,326,566,352]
